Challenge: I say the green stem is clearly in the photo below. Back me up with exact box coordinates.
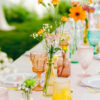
[54,6,58,35]
[43,46,54,94]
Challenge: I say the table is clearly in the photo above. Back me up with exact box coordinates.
[9,41,100,100]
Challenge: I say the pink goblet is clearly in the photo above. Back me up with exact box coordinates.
[0,87,8,100]
[77,45,93,77]
[30,51,47,91]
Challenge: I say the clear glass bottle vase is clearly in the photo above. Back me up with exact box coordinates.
[69,21,84,63]
[43,60,55,96]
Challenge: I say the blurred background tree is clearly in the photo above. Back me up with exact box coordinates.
[0,0,72,60]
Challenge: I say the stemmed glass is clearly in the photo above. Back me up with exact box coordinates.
[77,45,93,77]
[30,52,47,91]
[87,29,100,55]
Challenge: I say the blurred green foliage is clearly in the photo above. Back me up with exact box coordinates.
[58,0,72,17]
[0,2,71,60]
[4,5,38,23]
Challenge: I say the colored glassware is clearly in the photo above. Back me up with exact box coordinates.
[30,52,47,91]
[77,45,93,77]
[87,29,100,55]
[57,51,71,77]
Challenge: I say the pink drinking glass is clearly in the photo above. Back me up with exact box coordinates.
[77,45,93,77]
[0,87,9,100]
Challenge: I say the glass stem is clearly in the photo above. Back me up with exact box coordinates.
[93,46,97,55]
[83,70,87,76]
[37,72,41,86]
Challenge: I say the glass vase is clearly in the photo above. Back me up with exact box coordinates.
[57,51,71,77]
[83,20,89,45]
[43,60,55,96]
[21,92,33,100]
[69,21,84,63]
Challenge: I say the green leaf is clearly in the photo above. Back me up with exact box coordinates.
[54,47,61,53]
[41,2,46,7]
[48,3,51,7]
[24,78,36,87]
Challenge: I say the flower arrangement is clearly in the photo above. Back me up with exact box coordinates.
[32,23,60,96]
[68,5,86,63]
[18,78,36,100]
[36,24,60,96]
[58,34,71,77]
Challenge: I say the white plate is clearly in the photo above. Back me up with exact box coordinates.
[1,73,36,87]
[82,75,100,89]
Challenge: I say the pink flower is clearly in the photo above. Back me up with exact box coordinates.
[83,5,95,13]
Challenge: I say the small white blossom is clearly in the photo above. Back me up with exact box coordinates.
[25,88,29,91]
[22,85,25,89]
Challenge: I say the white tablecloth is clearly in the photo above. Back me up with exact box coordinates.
[10,41,100,100]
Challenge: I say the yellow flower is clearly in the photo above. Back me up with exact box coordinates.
[52,0,59,5]
[89,0,93,4]
[38,0,43,4]
[69,6,86,22]
[60,34,70,41]
[38,29,44,35]
[62,46,68,52]
[61,16,68,22]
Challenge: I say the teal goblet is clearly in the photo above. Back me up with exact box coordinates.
[87,29,100,55]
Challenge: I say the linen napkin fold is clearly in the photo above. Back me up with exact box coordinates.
[80,82,100,92]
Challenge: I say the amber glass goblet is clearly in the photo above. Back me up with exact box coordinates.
[30,52,47,91]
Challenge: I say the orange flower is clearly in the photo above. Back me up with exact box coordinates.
[89,0,93,4]
[69,6,86,22]
[38,0,43,4]
[38,29,44,35]
[61,16,68,22]
[52,0,59,5]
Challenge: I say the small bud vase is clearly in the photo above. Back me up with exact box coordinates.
[57,51,71,77]
[43,60,55,96]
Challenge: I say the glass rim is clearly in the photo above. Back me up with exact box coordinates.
[54,77,70,84]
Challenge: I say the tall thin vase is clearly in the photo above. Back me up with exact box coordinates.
[43,60,55,96]
[69,22,78,63]
[83,20,88,45]
[69,21,84,63]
